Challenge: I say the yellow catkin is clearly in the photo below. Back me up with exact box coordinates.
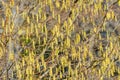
[52,10,55,18]
[27,16,30,23]
[29,66,32,75]
[71,46,76,59]
[81,73,85,80]
[56,1,60,8]
[99,33,102,40]
[58,15,60,24]
[106,12,111,20]
[72,9,75,20]
[93,27,97,33]
[60,71,62,78]
[36,14,39,23]
[43,14,46,20]
[10,0,14,6]
[118,0,120,6]
[2,19,5,27]
[22,58,25,67]
[68,63,70,76]
[110,42,113,50]
[0,48,3,58]
[49,67,53,76]
[100,76,103,80]
[43,62,46,70]
[26,67,29,75]
[99,42,103,51]
[16,6,19,14]
[68,18,72,26]
[26,27,29,41]
[41,55,44,64]
[32,40,35,50]
[98,69,101,75]
[66,36,70,48]
[35,25,38,37]
[75,68,78,77]
[111,11,114,19]
[53,75,56,80]
[36,60,40,71]
[98,2,102,10]
[75,33,80,44]
[18,70,22,79]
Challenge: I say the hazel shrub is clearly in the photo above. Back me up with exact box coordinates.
[0,0,120,80]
